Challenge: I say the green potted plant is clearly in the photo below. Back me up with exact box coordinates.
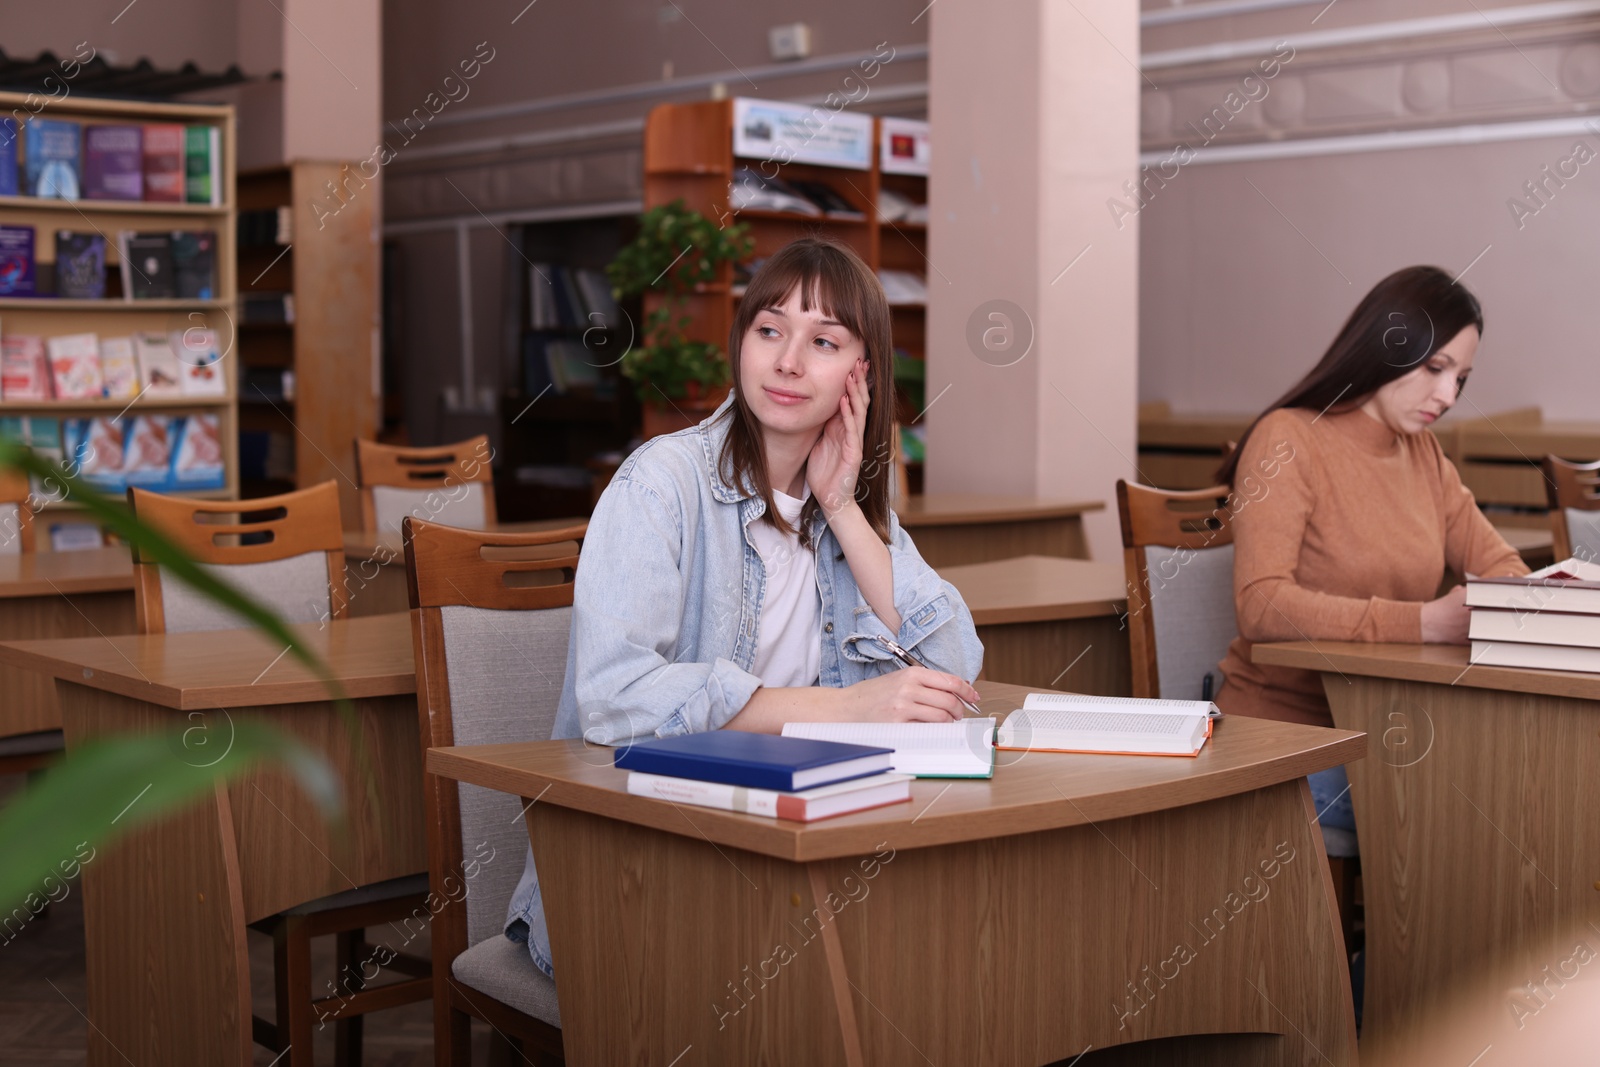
[607,200,752,437]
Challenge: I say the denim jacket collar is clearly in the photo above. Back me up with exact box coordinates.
[697,394,829,538]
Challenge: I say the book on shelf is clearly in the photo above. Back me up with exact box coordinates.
[238,208,292,247]
[99,336,139,399]
[45,333,104,400]
[171,231,216,299]
[1466,559,1600,615]
[787,179,866,220]
[184,125,221,206]
[781,718,997,778]
[123,415,172,488]
[0,225,37,297]
[83,125,143,201]
[544,339,603,394]
[172,327,226,396]
[141,124,185,203]
[612,731,893,792]
[242,291,295,324]
[133,331,184,396]
[3,416,65,501]
[627,769,913,822]
[877,269,927,306]
[64,416,126,492]
[169,412,224,489]
[995,694,1219,757]
[0,119,17,197]
[25,119,80,200]
[54,232,107,299]
[0,334,50,400]
[120,231,176,300]
[50,523,103,551]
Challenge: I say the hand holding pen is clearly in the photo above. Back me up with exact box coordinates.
[870,634,984,717]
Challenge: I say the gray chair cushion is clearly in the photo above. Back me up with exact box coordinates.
[440,604,572,946]
[1567,508,1600,563]
[1144,543,1238,700]
[1321,825,1359,858]
[0,503,20,555]
[372,483,488,536]
[451,931,561,1027]
[158,552,332,633]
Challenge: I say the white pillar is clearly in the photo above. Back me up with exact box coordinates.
[926,0,1140,561]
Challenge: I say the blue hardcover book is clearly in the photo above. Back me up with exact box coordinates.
[614,731,893,792]
[25,118,80,199]
[0,118,17,196]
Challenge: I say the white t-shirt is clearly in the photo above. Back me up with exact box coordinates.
[747,488,822,688]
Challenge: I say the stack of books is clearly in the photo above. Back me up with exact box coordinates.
[0,118,220,204]
[614,732,912,823]
[1467,558,1600,672]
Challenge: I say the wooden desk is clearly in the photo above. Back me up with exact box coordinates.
[429,681,1365,1066]
[940,555,1131,694]
[1489,519,1554,570]
[896,493,1100,567]
[0,546,135,738]
[1451,408,1600,508]
[1136,408,1252,490]
[0,613,421,1066]
[1251,640,1600,1051]
[341,518,586,616]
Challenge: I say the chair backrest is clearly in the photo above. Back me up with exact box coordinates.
[1543,455,1600,563]
[1116,479,1238,700]
[354,436,495,535]
[0,468,34,554]
[127,481,348,634]
[404,516,584,953]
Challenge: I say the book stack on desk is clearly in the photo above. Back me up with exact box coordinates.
[1467,558,1600,672]
[614,731,913,822]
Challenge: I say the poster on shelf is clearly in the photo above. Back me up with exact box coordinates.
[880,117,930,176]
[732,98,872,171]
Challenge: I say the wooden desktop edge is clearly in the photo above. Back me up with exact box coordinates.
[1253,640,1600,701]
[896,497,1105,526]
[426,684,1364,864]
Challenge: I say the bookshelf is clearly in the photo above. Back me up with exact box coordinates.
[0,91,238,545]
[232,162,378,525]
[641,99,930,490]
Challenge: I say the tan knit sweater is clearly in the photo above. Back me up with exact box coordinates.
[1216,407,1528,728]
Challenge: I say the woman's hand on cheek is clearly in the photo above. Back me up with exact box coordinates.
[807,358,870,519]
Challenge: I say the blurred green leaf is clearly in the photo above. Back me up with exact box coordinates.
[0,723,340,909]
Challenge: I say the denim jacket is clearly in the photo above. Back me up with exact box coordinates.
[505,396,984,976]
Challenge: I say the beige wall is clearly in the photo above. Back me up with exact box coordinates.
[1137,0,1600,421]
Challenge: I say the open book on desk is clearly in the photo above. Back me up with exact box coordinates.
[995,694,1219,757]
[781,718,997,778]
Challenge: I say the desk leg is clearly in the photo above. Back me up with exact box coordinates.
[59,686,253,1067]
[532,779,1354,1066]
[1324,674,1600,1053]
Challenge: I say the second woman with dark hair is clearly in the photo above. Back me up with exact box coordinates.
[1215,265,1528,732]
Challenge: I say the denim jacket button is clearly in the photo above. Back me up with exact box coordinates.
[824,622,834,633]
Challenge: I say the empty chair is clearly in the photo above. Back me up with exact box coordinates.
[403,515,582,1066]
[1542,455,1600,563]
[127,480,430,1065]
[0,467,35,554]
[354,436,494,535]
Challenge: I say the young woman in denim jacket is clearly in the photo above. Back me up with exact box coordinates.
[507,236,985,976]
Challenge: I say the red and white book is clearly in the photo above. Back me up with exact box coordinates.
[625,770,912,822]
[1,335,51,400]
[99,336,140,399]
[46,333,104,399]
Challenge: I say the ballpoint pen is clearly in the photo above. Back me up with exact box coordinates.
[868,633,984,717]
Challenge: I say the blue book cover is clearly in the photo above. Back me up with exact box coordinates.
[614,731,893,792]
[0,225,36,296]
[25,118,80,199]
[0,118,17,196]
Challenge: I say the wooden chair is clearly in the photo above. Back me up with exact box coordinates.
[1542,455,1600,563]
[0,467,35,554]
[1116,479,1361,947]
[404,516,583,1066]
[354,436,495,535]
[127,481,432,1065]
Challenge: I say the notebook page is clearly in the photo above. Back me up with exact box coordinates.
[1005,709,1193,736]
[782,719,996,775]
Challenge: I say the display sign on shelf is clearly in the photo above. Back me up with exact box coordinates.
[732,98,873,171]
[880,117,930,176]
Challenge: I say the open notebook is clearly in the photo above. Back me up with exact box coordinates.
[781,718,997,778]
[995,694,1218,757]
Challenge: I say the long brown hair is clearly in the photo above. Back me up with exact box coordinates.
[1218,265,1484,485]
[718,236,896,544]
